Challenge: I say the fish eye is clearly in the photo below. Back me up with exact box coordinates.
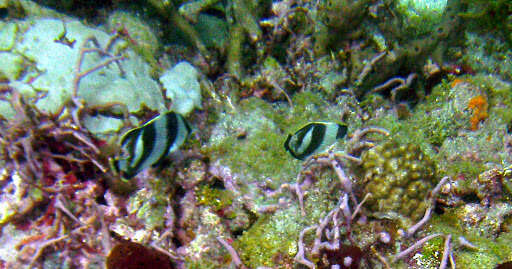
[236,129,247,140]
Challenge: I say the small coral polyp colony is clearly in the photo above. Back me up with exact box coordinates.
[360,140,437,221]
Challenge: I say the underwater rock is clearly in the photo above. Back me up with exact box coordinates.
[0,18,166,135]
[0,53,23,82]
[464,32,512,81]
[160,61,202,115]
[107,10,160,65]
[437,75,512,177]
[0,171,44,227]
[82,114,124,135]
[0,224,39,265]
[126,188,168,231]
[106,241,174,269]
[17,18,165,115]
[194,13,228,50]
[396,0,448,30]
[0,21,16,51]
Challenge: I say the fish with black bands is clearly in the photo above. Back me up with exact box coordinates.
[113,111,191,179]
[284,122,347,160]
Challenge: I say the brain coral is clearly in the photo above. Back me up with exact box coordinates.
[360,140,437,221]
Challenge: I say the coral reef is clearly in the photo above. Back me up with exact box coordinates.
[0,0,512,268]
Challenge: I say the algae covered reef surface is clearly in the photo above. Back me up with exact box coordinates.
[1,0,512,268]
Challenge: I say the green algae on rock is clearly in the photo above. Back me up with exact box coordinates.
[425,204,512,268]
[395,0,448,37]
[205,97,295,187]
[204,91,346,189]
[365,73,512,181]
[235,212,302,268]
[106,10,160,67]
[202,91,354,267]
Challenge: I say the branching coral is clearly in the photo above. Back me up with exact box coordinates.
[0,85,113,267]
[293,127,389,215]
[295,193,366,268]
[295,156,457,268]
[0,29,149,267]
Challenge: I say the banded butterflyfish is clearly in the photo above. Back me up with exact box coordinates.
[113,111,191,179]
[284,122,347,160]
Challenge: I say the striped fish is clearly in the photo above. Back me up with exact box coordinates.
[114,111,191,179]
[284,122,347,160]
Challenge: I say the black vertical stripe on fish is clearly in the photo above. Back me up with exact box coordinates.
[137,118,159,169]
[182,115,192,135]
[116,127,143,177]
[284,134,300,160]
[121,127,143,166]
[295,123,326,160]
[152,112,179,167]
[122,120,157,178]
[336,124,348,139]
[169,113,188,153]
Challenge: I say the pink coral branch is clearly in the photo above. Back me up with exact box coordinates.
[439,234,452,269]
[217,237,247,269]
[392,233,443,262]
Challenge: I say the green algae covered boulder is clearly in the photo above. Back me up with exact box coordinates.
[107,10,160,65]
[396,0,448,36]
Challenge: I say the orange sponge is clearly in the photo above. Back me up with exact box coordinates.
[467,95,488,131]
